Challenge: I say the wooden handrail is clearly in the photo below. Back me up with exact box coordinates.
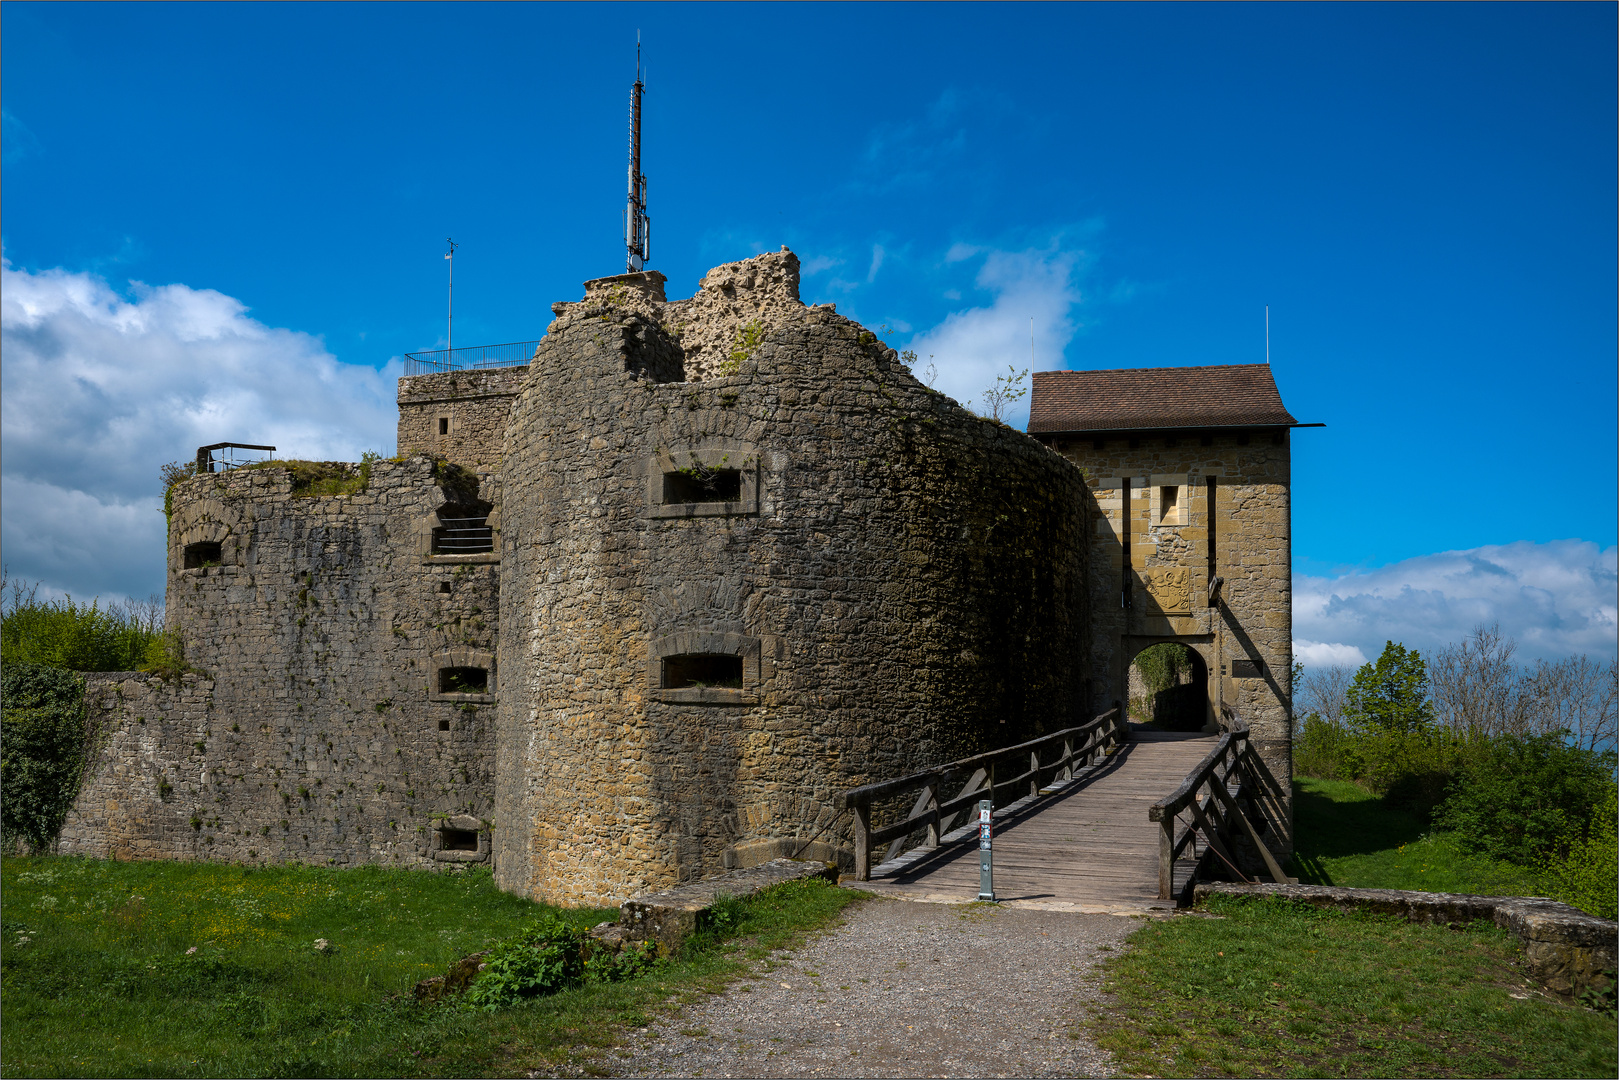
[1148,715,1294,900]
[838,708,1126,880]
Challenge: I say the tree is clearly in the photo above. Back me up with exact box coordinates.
[1344,641,1435,735]
[979,365,1028,423]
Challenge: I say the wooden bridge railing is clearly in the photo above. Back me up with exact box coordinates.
[1147,716,1295,900]
[836,708,1126,881]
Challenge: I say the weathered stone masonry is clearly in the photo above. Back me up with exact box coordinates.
[60,247,1300,905]
[61,458,503,866]
[495,253,1091,905]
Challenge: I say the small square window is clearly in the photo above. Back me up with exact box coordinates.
[439,666,487,694]
[438,417,450,436]
[441,828,478,851]
[662,654,744,690]
[663,469,742,505]
[184,541,222,569]
[438,719,451,731]
[1157,486,1181,526]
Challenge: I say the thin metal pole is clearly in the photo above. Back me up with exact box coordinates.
[446,238,458,359]
[1265,305,1270,365]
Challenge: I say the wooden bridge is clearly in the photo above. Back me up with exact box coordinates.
[837,711,1291,912]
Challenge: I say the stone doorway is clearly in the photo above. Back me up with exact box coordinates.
[1127,641,1211,732]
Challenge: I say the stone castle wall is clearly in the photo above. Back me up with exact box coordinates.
[494,250,1093,906]
[397,366,532,467]
[60,457,503,866]
[1044,431,1294,853]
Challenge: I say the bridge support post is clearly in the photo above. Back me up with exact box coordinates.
[924,779,939,847]
[1159,815,1175,900]
[852,803,871,881]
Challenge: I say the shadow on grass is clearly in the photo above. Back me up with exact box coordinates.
[1291,777,1428,885]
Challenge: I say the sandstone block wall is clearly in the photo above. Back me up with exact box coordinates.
[495,250,1093,907]
[398,366,532,467]
[1044,432,1294,854]
[60,457,503,867]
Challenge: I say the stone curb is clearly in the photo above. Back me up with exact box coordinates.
[600,858,840,954]
[1194,882,1618,1001]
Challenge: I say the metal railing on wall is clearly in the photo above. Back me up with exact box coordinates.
[403,340,542,376]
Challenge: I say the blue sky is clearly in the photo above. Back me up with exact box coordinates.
[3,2,1614,664]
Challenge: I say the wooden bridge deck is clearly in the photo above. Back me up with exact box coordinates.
[846,726,1217,912]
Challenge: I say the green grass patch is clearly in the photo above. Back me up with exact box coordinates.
[1290,777,1543,896]
[1090,893,1615,1078]
[0,856,863,1077]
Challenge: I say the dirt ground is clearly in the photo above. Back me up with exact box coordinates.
[597,895,1140,1078]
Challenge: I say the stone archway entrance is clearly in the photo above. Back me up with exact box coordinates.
[1125,639,1213,732]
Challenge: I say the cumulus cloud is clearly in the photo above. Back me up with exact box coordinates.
[1,260,399,602]
[903,243,1084,429]
[1294,540,1618,667]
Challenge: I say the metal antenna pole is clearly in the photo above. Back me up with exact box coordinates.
[624,35,650,272]
[1265,305,1270,365]
[446,238,458,357]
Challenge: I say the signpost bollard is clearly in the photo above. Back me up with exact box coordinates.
[977,798,996,901]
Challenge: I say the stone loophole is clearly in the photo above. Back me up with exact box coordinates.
[183,541,223,569]
[662,653,743,690]
[441,828,478,851]
[439,666,488,694]
[662,468,741,505]
[438,719,451,731]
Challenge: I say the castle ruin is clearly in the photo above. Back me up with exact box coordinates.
[59,248,1300,907]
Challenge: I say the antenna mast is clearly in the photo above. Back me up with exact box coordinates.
[445,238,458,353]
[624,37,650,272]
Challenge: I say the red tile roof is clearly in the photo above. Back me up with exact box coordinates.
[1027,364,1298,434]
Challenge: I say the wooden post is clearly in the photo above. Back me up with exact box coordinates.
[1159,815,1175,900]
[932,780,945,848]
[1060,737,1073,782]
[852,802,871,881]
[1030,749,1041,798]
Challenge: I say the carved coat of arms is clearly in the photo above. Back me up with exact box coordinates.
[1143,566,1192,614]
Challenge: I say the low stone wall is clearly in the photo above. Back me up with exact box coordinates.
[601,858,840,954]
[1194,882,1618,1002]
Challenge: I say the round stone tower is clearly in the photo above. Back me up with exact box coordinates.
[493,249,1092,906]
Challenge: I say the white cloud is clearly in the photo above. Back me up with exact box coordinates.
[1294,540,1618,666]
[1293,639,1368,669]
[867,244,885,283]
[944,243,980,263]
[800,255,841,276]
[0,260,399,602]
[903,243,1084,428]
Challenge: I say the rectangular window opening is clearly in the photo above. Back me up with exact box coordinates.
[184,541,222,569]
[662,653,744,690]
[433,517,493,554]
[438,719,451,731]
[438,666,488,694]
[1159,486,1180,525]
[442,828,478,851]
[438,417,450,436]
[662,468,742,505]
[1232,659,1263,678]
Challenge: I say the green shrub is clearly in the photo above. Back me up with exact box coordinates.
[1435,732,1616,866]
[1537,783,1619,920]
[1,580,161,672]
[0,663,89,849]
[462,914,659,1010]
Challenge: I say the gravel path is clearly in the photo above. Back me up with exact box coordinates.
[600,895,1138,1078]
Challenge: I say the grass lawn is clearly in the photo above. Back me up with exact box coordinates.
[1289,776,1546,896]
[0,855,864,1078]
[1090,893,1616,1078]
